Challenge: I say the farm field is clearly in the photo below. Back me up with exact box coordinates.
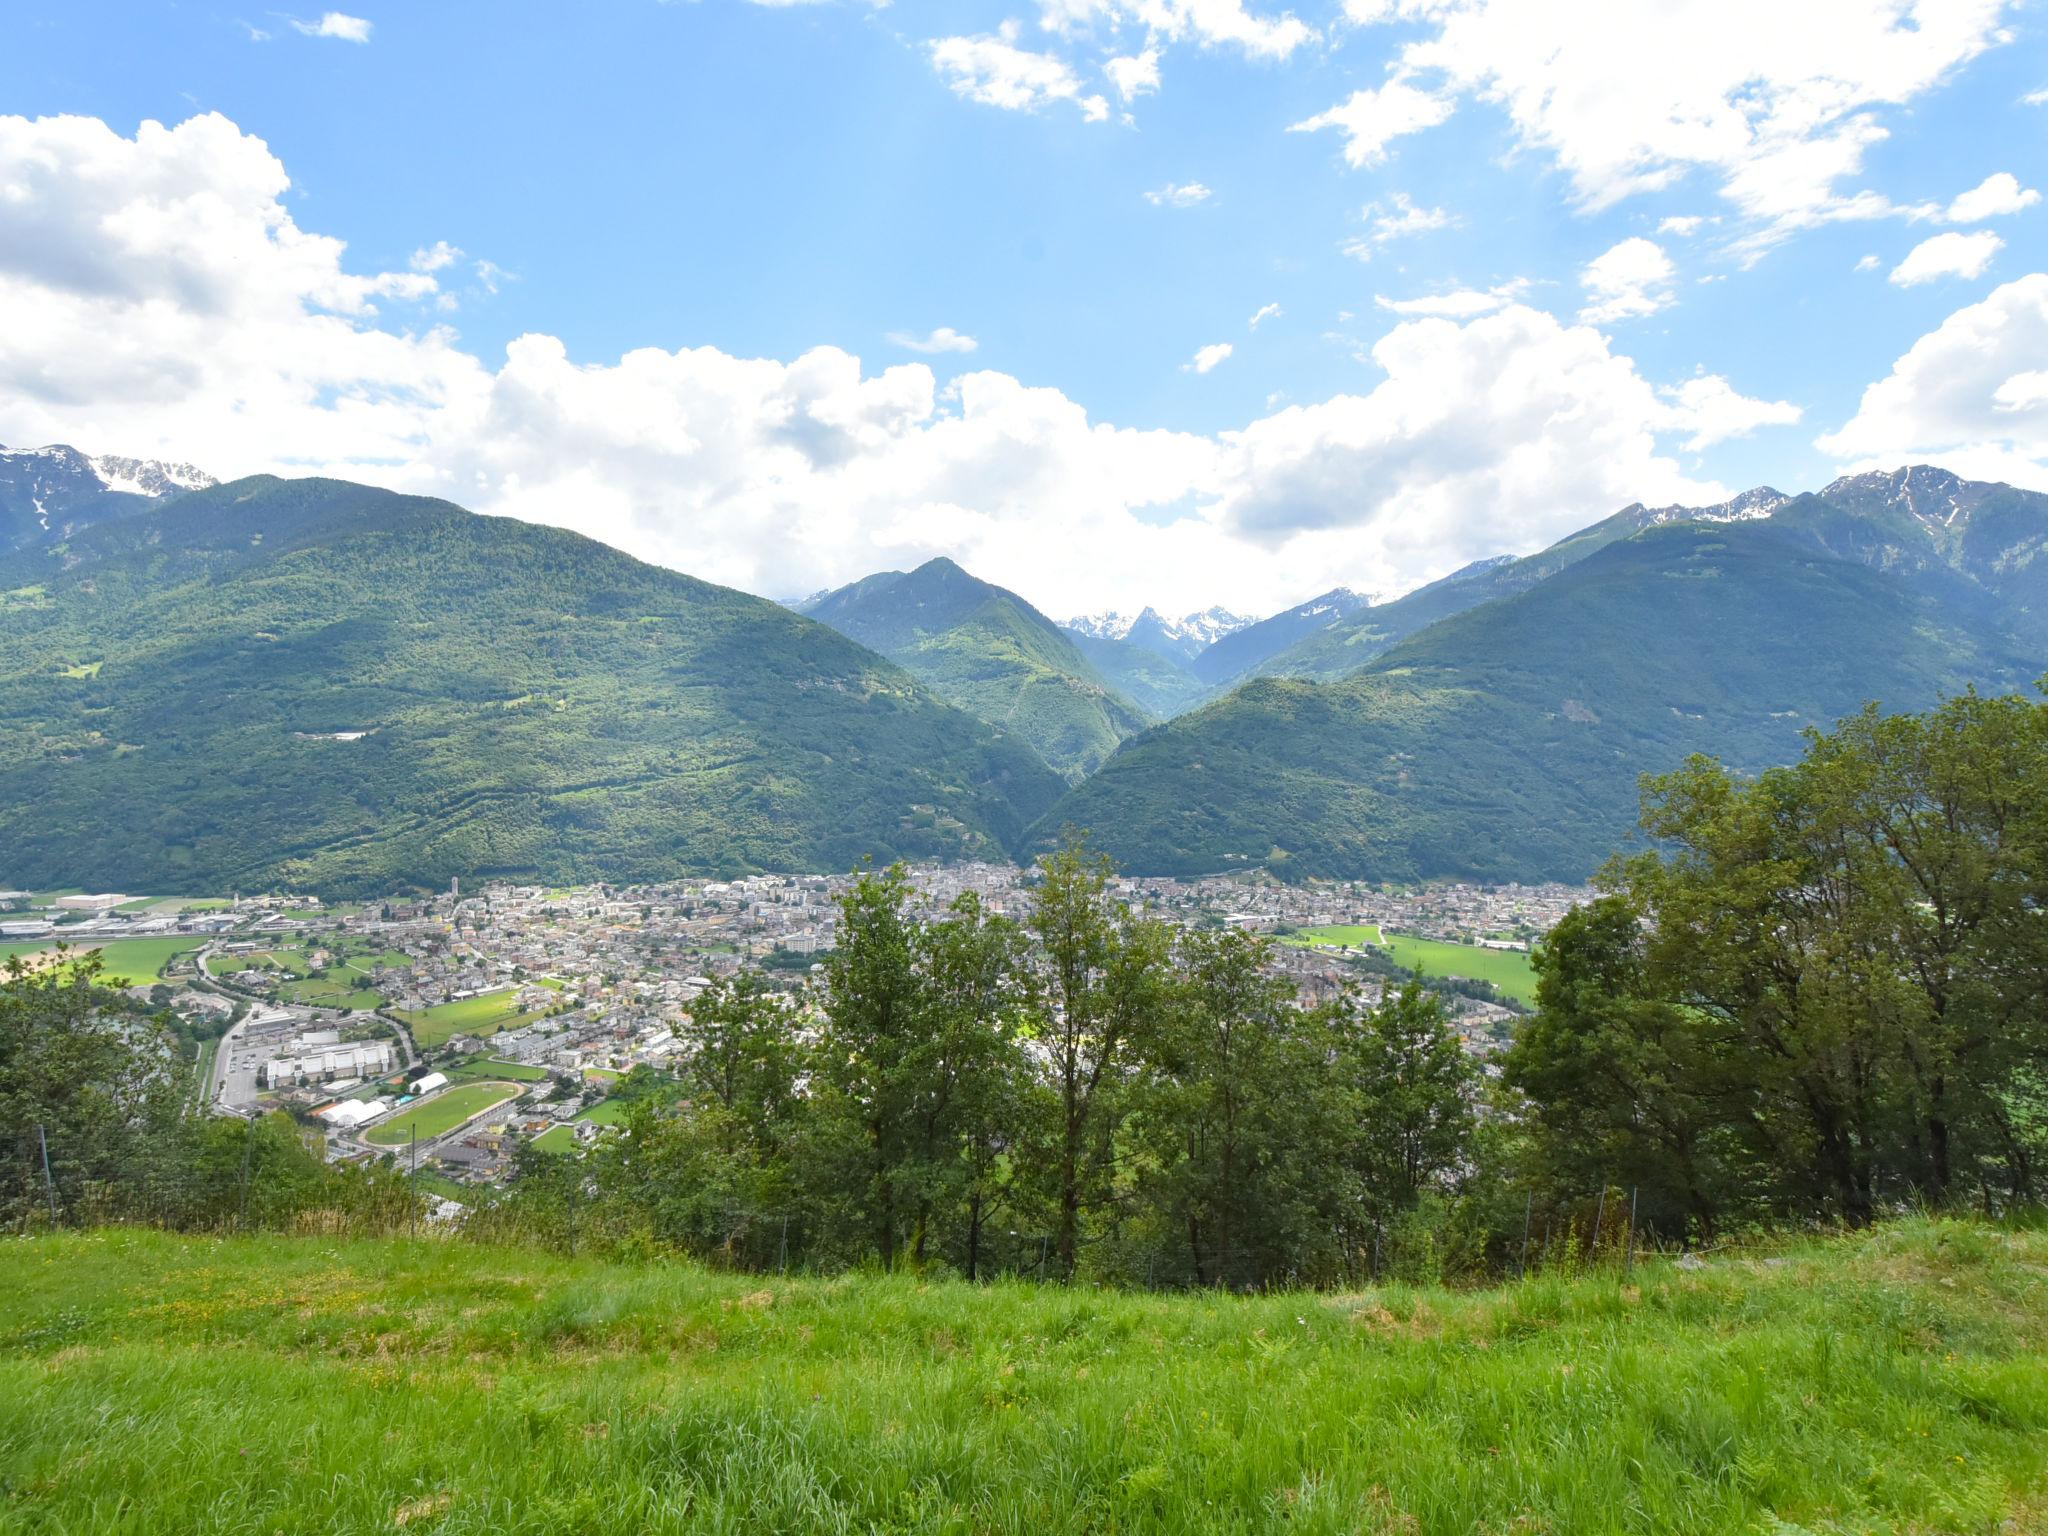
[397,988,546,1046]
[1288,923,1384,948]
[362,1082,525,1147]
[1381,934,1537,1004]
[2,1219,2045,1533]
[0,935,207,985]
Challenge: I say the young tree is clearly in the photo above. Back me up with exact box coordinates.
[1027,836,1170,1278]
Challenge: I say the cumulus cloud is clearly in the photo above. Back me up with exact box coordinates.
[1660,373,1802,451]
[928,30,1109,121]
[1105,48,1161,100]
[1144,181,1212,207]
[1942,172,2040,223]
[1289,76,1453,166]
[1579,237,1678,323]
[292,12,371,42]
[1375,282,1528,318]
[1331,0,2019,254]
[1818,274,2048,489]
[1890,231,2003,286]
[410,241,462,273]
[887,327,979,355]
[0,110,1793,616]
[1342,192,1453,259]
[1039,0,1315,60]
[1185,342,1234,373]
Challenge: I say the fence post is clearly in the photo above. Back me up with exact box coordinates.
[1625,1186,1639,1276]
[1591,1185,1608,1265]
[238,1118,255,1232]
[1518,1191,1533,1280]
[38,1125,60,1227]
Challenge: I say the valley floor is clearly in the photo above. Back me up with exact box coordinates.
[2,1220,2045,1533]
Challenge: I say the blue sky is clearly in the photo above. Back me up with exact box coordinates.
[1,1,2044,616]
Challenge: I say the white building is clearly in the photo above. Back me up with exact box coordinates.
[264,1040,396,1089]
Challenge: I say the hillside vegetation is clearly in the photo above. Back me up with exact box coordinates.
[2,1221,2045,1534]
[804,557,1150,779]
[0,478,1062,895]
[1048,519,2030,881]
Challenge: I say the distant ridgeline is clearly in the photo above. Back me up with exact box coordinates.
[0,459,2043,894]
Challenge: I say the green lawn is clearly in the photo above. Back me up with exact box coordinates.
[445,1058,552,1084]
[577,1098,631,1126]
[397,989,546,1047]
[1,1219,2045,1533]
[0,935,208,985]
[1288,923,1385,948]
[530,1123,580,1154]
[1381,934,1537,1004]
[362,1082,526,1147]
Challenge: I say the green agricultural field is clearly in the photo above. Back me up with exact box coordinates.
[445,1057,552,1084]
[1288,923,1385,948]
[0,935,207,985]
[3,1220,2046,1533]
[530,1123,579,1154]
[362,1082,525,1147]
[1381,934,1537,1004]
[397,989,545,1047]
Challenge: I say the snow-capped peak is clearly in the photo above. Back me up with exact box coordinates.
[1065,605,1255,647]
[89,453,216,498]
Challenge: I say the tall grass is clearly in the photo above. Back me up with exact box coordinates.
[2,1217,2044,1533]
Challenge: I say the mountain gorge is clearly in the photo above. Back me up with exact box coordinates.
[0,478,1063,896]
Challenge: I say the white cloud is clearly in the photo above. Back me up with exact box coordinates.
[1889,230,2003,287]
[1144,180,1211,207]
[1942,171,2040,224]
[1657,215,1708,237]
[1375,281,1527,318]
[1248,302,1282,328]
[2026,88,2048,106]
[1290,76,1453,167]
[1342,192,1453,259]
[928,32,1109,121]
[1818,274,2048,489]
[1186,342,1234,373]
[292,12,371,43]
[0,109,1788,617]
[1579,237,1677,324]
[1855,253,1881,272]
[410,241,462,274]
[1105,48,1161,100]
[1660,373,1801,451]
[1334,0,2019,254]
[1040,0,1316,60]
[887,327,980,355]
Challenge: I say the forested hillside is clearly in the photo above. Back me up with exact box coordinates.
[1044,519,2033,881]
[0,478,1063,895]
[803,557,1150,779]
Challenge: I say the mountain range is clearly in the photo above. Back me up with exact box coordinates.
[0,445,2041,896]
[0,443,215,551]
[0,476,1061,896]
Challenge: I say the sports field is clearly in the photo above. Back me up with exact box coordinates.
[446,1057,552,1084]
[0,935,207,985]
[1381,934,1537,1004]
[397,988,545,1046]
[1289,924,1384,948]
[363,1082,525,1147]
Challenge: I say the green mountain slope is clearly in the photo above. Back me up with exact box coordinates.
[0,477,1063,895]
[804,557,1149,780]
[1039,521,2034,881]
[1062,628,1209,718]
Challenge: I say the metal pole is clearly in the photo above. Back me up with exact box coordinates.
[238,1119,255,1232]
[778,1213,788,1274]
[1625,1186,1639,1275]
[1518,1191,1533,1279]
[38,1126,60,1227]
[1591,1185,1608,1264]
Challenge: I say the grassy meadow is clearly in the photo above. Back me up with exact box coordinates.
[1285,926,1539,1004]
[398,988,546,1046]
[0,934,207,985]
[362,1082,527,1147]
[1,1220,2044,1534]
